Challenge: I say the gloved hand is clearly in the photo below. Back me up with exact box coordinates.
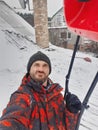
[65,92,81,113]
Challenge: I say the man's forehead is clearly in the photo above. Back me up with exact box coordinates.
[33,60,48,65]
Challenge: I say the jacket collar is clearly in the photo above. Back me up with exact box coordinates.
[21,74,63,96]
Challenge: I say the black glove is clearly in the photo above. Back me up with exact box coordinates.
[65,92,81,113]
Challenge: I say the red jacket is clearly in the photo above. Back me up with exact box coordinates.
[0,75,78,130]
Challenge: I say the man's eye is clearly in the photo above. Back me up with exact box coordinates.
[34,63,39,67]
[43,64,48,67]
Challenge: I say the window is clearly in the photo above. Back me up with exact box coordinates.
[61,32,67,38]
[61,31,71,39]
[68,32,71,39]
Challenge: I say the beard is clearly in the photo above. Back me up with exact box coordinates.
[30,70,48,84]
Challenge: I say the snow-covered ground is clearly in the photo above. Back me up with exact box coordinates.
[0,1,98,130]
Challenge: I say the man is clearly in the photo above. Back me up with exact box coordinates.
[0,51,81,130]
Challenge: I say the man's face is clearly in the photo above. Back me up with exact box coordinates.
[29,60,50,83]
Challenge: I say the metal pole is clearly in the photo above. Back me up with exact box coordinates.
[75,71,98,130]
[64,35,80,99]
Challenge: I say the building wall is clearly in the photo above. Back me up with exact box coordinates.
[49,27,72,48]
[49,7,82,49]
[50,8,66,27]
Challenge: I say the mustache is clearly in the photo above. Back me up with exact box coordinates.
[36,71,45,74]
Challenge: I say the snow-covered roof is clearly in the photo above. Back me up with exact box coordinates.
[0,1,35,37]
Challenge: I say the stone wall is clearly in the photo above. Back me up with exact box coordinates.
[33,0,49,48]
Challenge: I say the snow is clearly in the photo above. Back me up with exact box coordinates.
[0,1,98,130]
[0,1,35,39]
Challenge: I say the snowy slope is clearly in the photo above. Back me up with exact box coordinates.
[0,1,98,130]
[0,1,35,39]
[0,30,98,130]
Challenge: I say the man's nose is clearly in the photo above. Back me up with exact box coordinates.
[38,66,44,71]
